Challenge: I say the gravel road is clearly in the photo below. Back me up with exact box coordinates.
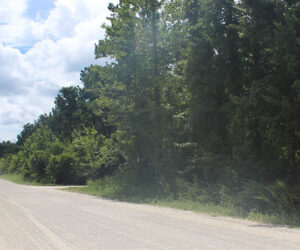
[0,178,299,250]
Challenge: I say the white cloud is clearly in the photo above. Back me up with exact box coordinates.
[0,0,118,141]
[0,44,32,96]
[0,0,32,47]
[0,0,26,22]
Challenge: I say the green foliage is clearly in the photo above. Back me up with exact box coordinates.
[68,127,123,180]
[47,152,77,184]
[8,154,21,174]
[0,141,18,158]
[16,123,36,146]
[93,133,125,178]
[69,127,102,179]
[51,86,88,141]
[0,158,8,174]
[237,180,300,215]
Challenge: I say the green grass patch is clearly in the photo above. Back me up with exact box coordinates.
[152,199,238,217]
[0,173,52,186]
[247,210,300,228]
[155,200,300,228]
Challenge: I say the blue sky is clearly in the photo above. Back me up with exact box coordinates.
[25,0,55,21]
[0,0,117,142]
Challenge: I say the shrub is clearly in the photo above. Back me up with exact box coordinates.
[0,158,8,174]
[237,180,300,215]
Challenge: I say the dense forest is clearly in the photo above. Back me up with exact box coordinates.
[1,0,300,217]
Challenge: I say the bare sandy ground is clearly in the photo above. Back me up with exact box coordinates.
[0,178,299,250]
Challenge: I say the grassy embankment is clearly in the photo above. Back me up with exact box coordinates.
[0,173,51,186]
[64,179,300,229]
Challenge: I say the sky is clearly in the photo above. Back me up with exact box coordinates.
[0,0,118,142]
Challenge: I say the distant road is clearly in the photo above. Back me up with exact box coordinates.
[0,179,299,250]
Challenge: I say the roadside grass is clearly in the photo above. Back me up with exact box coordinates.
[155,200,300,228]
[3,172,299,228]
[0,173,51,186]
[64,183,300,229]
[246,211,300,229]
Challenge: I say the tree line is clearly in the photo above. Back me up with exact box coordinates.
[1,0,299,215]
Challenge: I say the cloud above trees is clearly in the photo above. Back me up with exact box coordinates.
[0,0,116,141]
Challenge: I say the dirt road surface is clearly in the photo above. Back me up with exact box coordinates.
[0,178,299,250]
